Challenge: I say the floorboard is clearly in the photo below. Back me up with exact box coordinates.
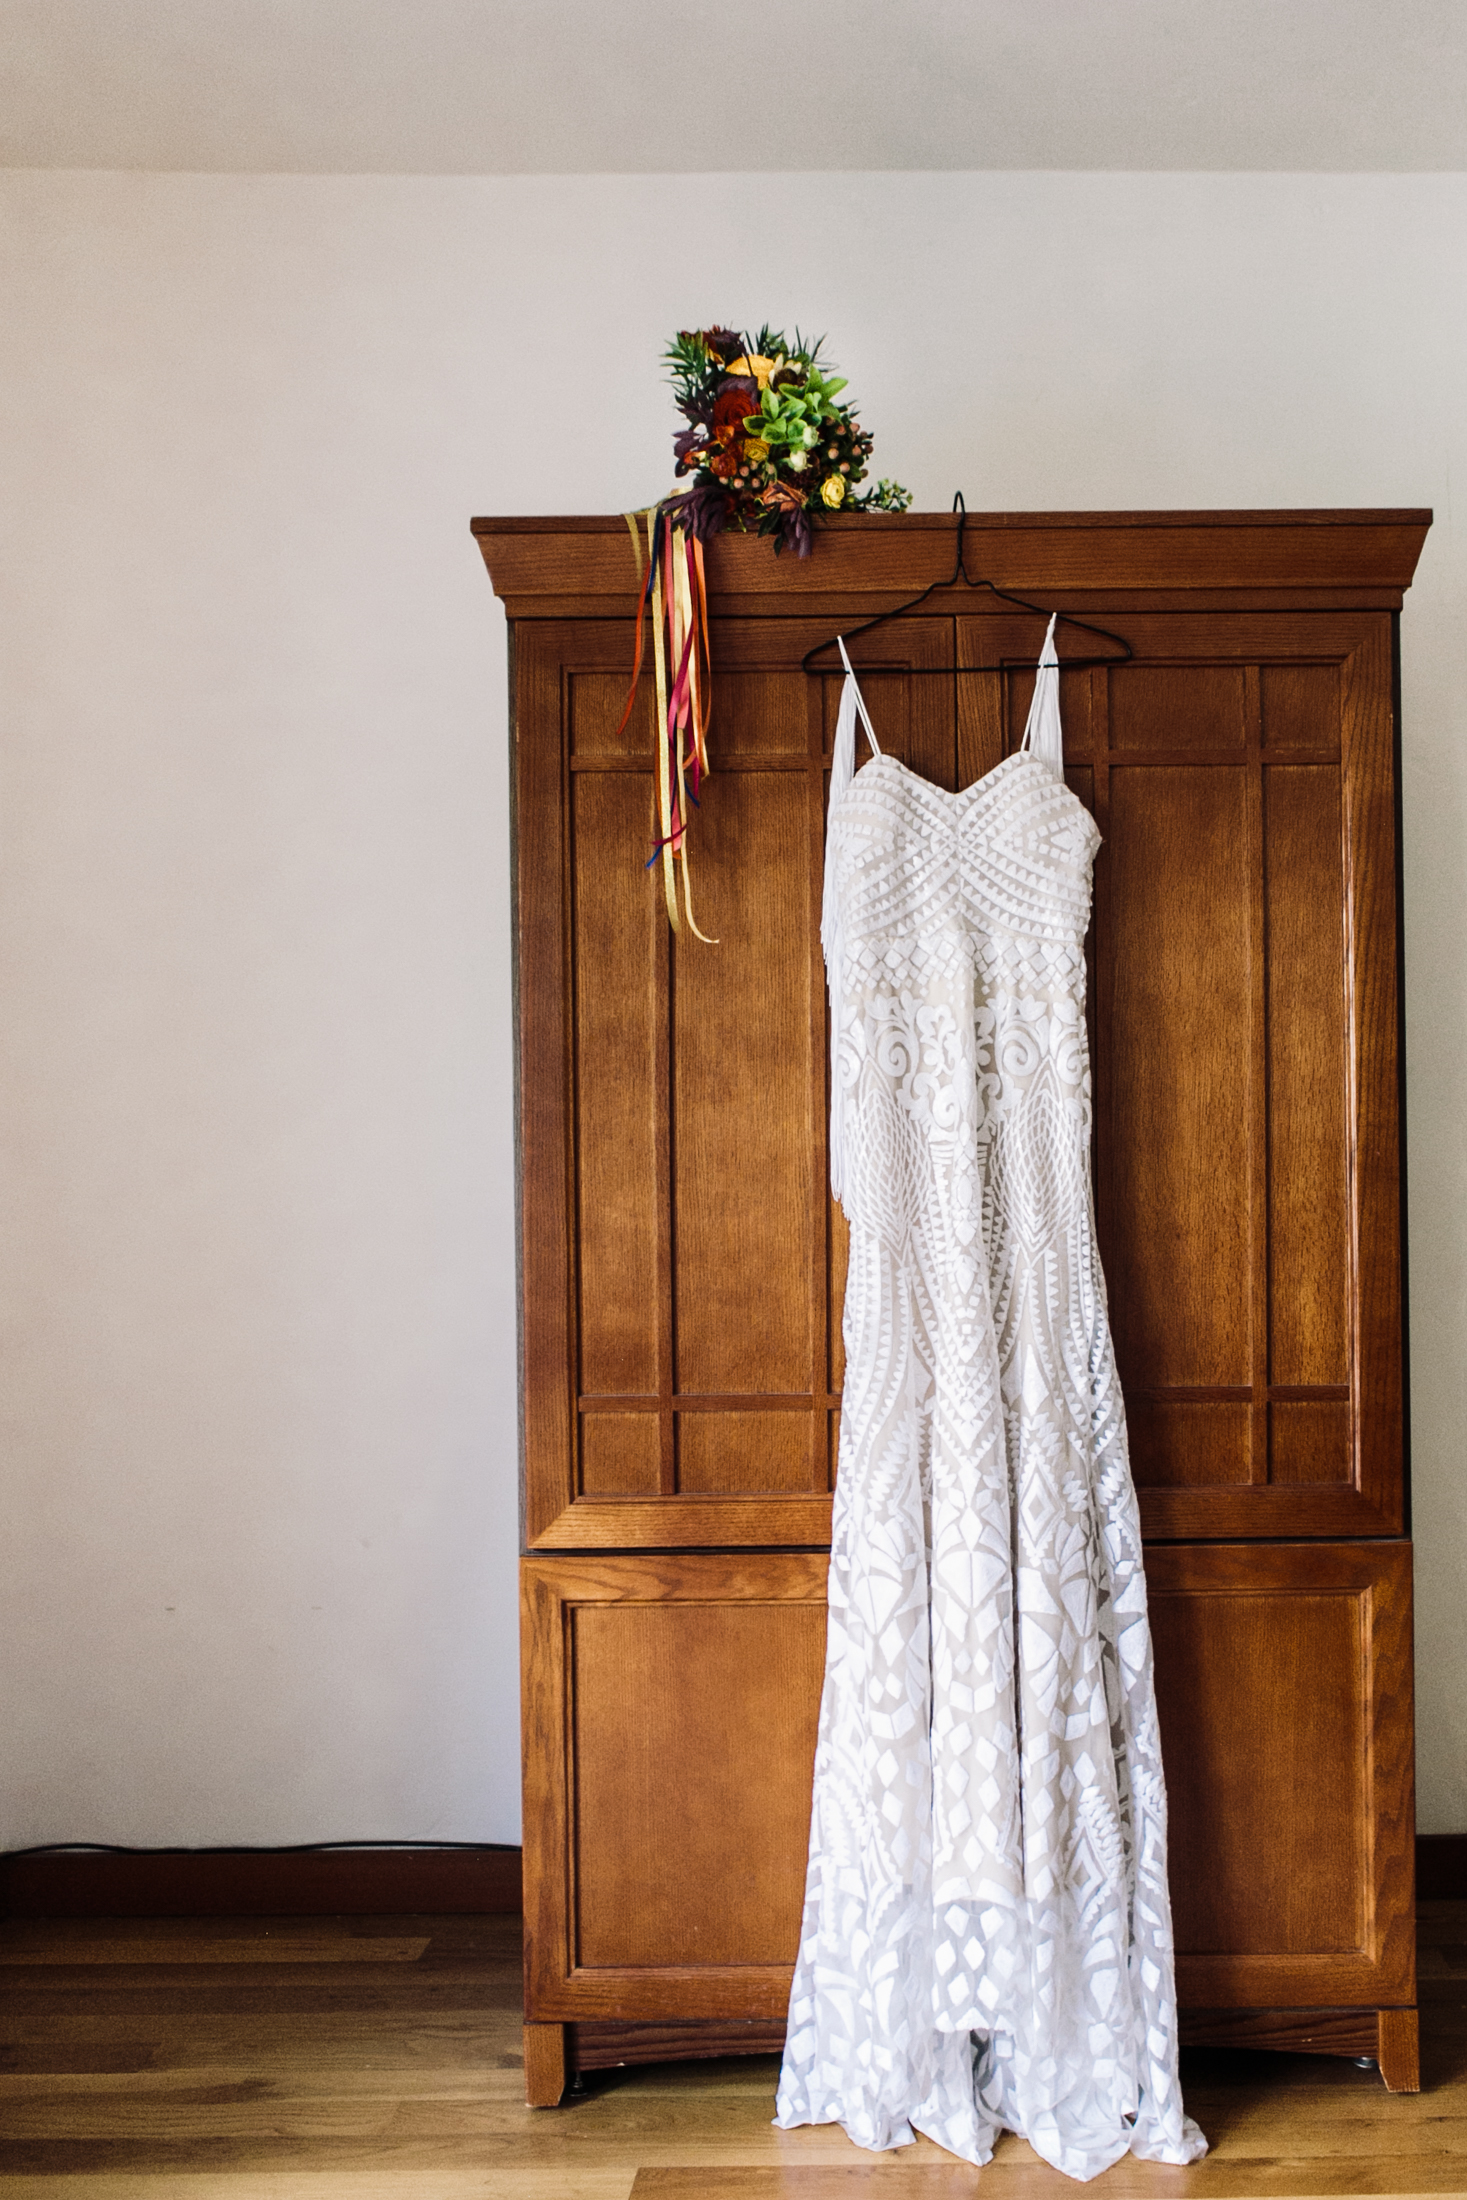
[1,1909,1463,2196]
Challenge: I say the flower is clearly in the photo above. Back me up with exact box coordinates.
[821,475,846,508]
[744,437,770,463]
[699,327,744,360]
[711,385,759,448]
[727,353,782,388]
[788,449,808,473]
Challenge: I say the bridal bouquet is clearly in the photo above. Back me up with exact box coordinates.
[618,324,909,938]
[662,325,910,558]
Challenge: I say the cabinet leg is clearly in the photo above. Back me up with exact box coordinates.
[1377,2008,1420,2093]
[523,2020,569,2108]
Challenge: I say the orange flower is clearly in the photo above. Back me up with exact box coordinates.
[713,386,759,441]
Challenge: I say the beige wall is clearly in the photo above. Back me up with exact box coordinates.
[2,170,1464,1847]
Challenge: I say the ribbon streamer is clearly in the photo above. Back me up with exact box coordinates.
[615,501,717,942]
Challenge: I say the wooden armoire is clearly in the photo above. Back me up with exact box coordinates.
[473,507,1429,2108]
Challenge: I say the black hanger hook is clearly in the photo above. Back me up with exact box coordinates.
[801,492,1134,678]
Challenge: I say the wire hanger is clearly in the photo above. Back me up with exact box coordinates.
[801,493,1134,677]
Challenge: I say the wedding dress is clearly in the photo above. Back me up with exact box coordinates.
[773,621,1207,2181]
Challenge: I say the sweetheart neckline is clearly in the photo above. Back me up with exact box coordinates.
[857,748,1030,804]
[845,747,1099,831]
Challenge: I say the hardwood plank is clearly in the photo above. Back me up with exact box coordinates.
[2,1909,1461,2198]
[631,2170,1467,2198]
[0,2183,637,2200]
[0,1935,428,1966]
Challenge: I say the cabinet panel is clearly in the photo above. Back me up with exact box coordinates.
[572,769,661,1398]
[521,1553,826,2022]
[1148,1540,1414,2011]
[677,1411,811,1493]
[573,1598,823,1967]
[1266,766,1349,1392]
[1107,760,1253,1389]
[673,768,814,1397]
[1109,661,1247,750]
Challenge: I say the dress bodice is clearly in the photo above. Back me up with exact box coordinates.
[828,749,1101,957]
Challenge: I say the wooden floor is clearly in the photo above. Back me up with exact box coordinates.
[3,1907,1466,2197]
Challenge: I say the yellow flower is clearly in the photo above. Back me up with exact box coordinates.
[821,474,847,508]
[744,437,770,462]
[727,354,781,388]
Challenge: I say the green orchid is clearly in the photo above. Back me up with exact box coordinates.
[749,367,851,459]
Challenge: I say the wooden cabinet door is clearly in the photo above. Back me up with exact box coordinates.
[520,1553,825,2024]
[515,613,957,1550]
[1149,1540,1415,2013]
[967,610,1403,1539]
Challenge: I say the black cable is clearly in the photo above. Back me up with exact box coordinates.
[3,1840,515,1859]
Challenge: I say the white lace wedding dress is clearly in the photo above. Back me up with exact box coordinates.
[774,623,1207,2182]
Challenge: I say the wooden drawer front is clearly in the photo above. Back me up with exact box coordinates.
[521,1553,826,2022]
[1149,1540,1414,2010]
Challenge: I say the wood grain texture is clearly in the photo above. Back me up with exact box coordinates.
[522,2020,567,2109]
[518,615,956,1546]
[1180,2006,1380,2055]
[673,768,813,1397]
[572,768,661,1399]
[520,1555,827,2028]
[572,1600,823,1967]
[1266,765,1349,1393]
[515,623,577,1547]
[1340,619,1406,1532]
[1145,1539,1416,2012]
[574,2018,788,2071]
[1263,660,1344,753]
[1379,2006,1421,2093]
[1107,761,1252,1388]
[473,509,1433,620]
[1,1906,1455,2193]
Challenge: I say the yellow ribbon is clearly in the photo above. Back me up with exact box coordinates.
[647,514,679,933]
[618,501,718,944]
[672,535,715,943]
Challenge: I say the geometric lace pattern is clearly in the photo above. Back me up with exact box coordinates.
[774,663,1208,2181]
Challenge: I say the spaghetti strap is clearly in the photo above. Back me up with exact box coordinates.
[837,636,881,754]
[1019,614,1062,775]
